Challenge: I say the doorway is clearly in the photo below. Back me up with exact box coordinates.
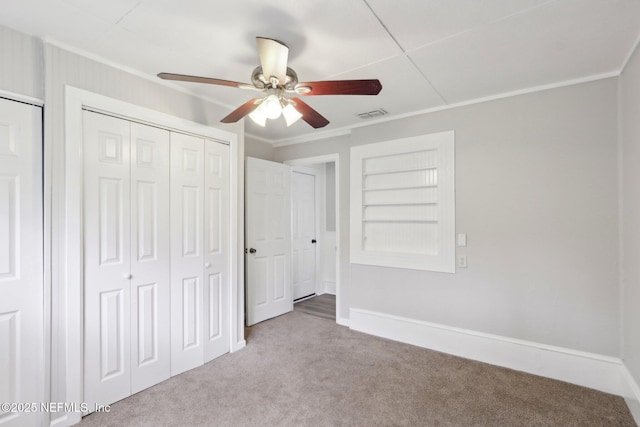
[292,169,318,301]
[285,155,341,324]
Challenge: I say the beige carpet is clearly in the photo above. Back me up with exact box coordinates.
[80,311,636,426]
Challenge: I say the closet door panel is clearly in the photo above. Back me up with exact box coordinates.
[204,141,230,362]
[0,98,43,427]
[130,123,171,394]
[170,133,205,376]
[83,111,132,408]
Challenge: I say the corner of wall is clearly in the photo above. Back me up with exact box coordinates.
[622,365,640,425]
[619,26,640,424]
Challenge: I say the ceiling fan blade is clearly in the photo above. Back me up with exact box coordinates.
[256,37,289,85]
[220,98,261,123]
[296,79,382,96]
[158,72,251,88]
[290,98,329,128]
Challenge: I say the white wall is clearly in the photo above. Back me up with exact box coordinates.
[621,42,640,408]
[0,25,43,100]
[275,78,621,356]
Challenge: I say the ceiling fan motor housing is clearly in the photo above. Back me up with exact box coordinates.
[252,66,298,90]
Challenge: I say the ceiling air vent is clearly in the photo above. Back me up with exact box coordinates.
[357,108,388,119]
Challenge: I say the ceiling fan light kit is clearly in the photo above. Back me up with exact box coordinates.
[282,103,303,126]
[246,93,303,127]
[158,37,382,129]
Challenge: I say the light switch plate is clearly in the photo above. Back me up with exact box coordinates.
[457,233,467,247]
[458,255,467,268]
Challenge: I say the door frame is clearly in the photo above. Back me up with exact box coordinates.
[55,86,243,426]
[284,154,343,325]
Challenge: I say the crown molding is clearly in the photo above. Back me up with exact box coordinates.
[38,37,626,149]
[40,37,237,112]
[266,70,621,147]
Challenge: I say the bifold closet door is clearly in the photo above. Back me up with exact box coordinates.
[84,112,132,407]
[129,123,171,394]
[203,140,230,362]
[171,134,231,373]
[84,112,171,408]
[170,133,205,376]
[0,98,43,427]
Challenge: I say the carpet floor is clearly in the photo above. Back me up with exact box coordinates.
[80,311,636,426]
[294,294,336,320]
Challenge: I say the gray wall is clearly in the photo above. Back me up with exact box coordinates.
[245,135,276,160]
[42,42,243,421]
[0,25,43,100]
[275,78,620,356]
[621,45,640,385]
[325,162,336,232]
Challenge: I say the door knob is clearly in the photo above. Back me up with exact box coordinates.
[205,263,211,268]
[249,248,257,253]
[311,239,316,244]
[123,273,132,280]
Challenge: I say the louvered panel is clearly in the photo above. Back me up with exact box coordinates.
[363,149,437,173]
[364,222,440,255]
[364,168,438,189]
[350,131,455,272]
[364,204,439,222]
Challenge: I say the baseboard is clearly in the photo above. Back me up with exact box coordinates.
[323,281,336,295]
[350,308,627,396]
[50,413,81,427]
[231,339,246,353]
[625,398,640,425]
[622,365,640,424]
[337,316,350,327]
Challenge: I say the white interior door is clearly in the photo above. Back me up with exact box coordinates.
[129,123,171,394]
[0,98,43,427]
[292,171,316,300]
[170,132,205,376]
[246,157,292,326]
[203,140,230,362]
[83,112,132,408]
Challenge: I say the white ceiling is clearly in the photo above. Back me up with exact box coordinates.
[2,0,639,144]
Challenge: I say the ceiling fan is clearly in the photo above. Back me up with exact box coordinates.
[158,37,382,129]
